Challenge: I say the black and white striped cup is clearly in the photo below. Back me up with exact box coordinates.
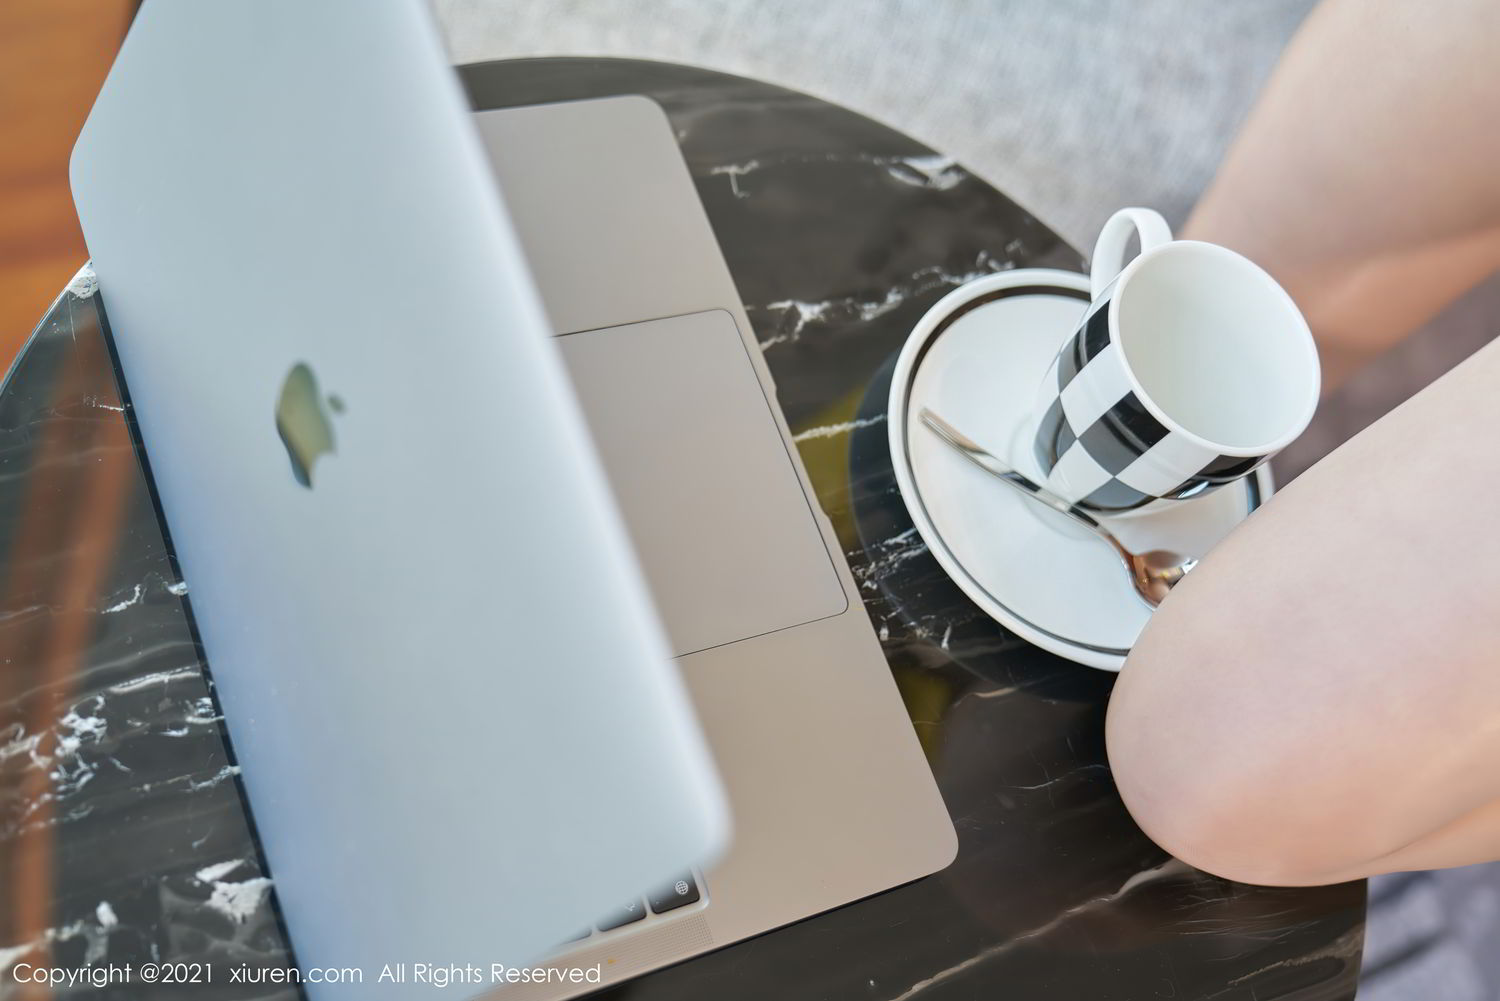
[1033,208,1320,515]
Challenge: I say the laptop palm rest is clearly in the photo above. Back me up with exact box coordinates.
[556,309,847,658]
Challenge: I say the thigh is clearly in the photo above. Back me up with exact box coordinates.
[1185,0,1500,387]
[1107,335,1500,885]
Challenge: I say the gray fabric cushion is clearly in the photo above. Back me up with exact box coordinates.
[432,0,1313,249]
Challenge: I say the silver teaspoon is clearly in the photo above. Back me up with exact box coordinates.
[918,407,1196,608]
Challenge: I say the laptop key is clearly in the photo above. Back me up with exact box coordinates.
[648,873,701,913]
[597,898,647,931]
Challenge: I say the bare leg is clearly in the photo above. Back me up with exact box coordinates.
[1183,0,1500,390]
[1109,0,1500,885]
[1107,337,1500,886]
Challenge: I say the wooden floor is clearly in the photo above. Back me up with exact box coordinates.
[0,0,134,370]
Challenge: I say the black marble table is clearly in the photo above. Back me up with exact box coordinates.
[0,58,1364,1000]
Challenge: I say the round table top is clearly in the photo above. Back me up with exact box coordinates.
[0,57,1363,1000]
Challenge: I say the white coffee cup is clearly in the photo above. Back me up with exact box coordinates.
[1032,207,1320,514]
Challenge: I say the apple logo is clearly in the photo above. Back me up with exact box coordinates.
[275,362,344,488]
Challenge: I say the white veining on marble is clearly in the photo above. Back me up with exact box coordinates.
[57,704,107,757]
[187,763,242,792]
[852,527,929,592]
[97,573,191,616]
[101,583,145,614]
[1007,763,1112,791]
[206,876,274,924]
[196,859,245,883]
[709,152,969,201]
[0,725,38,768]
[753,250,1016,349]
[954,684,1023,704]
[708,159,762,197]
[0,943,32,976]
[1,698,106,777]
[106,663,201,695]
[65,263,99,300]
[883,154,964,190]
[905,252,1019,294]
[0,602,46,626]
[758,287,904,346]
[0,695,135,840]
[194,857,275,925]
[84,395,125,412]
[886,859,1194,1001]
[1204,925,1366,1000]
[0,908,117,976]
[792,414,886,442]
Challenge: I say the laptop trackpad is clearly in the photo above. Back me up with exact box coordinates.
[557,310,848,657]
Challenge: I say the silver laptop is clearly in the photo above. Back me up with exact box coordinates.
[70,2,956,999]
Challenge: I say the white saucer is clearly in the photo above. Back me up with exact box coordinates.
[887,268,1271,671]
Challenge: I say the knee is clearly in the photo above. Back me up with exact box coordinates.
[1105,652,1371,887]
[1105,727,1326,885]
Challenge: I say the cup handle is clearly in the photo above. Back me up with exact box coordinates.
[1090,207,1172,299]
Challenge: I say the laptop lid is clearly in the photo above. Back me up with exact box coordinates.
[68,1,727,995]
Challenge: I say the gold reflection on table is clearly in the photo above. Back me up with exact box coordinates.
[0,291,135,997]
